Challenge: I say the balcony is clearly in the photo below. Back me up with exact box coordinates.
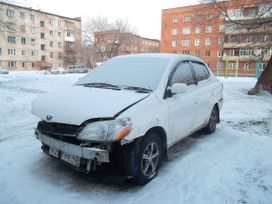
[65,36,75,42]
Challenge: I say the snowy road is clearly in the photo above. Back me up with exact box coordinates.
[0,72,272,204]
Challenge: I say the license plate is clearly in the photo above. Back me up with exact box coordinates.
[49,147,59,158]
[61,152,80,167]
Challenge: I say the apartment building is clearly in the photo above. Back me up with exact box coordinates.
[161,0,272,76]
[94,29,160,63]
[0,2,81,70]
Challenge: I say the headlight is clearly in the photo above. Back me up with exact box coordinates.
[77,117,132,142]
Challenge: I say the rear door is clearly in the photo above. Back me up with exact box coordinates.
[166,62,199,144]
[190,62,214,126]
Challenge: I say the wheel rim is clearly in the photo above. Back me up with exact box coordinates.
[209,109,217,130]
[141,142,160,177]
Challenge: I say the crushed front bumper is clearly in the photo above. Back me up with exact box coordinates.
[35,130,110,164]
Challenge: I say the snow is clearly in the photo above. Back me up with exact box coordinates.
[1,72,272,204]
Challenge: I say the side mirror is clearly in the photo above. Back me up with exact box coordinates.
[171,83,188,94]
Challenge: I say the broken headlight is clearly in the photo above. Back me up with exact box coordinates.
[77,117,132,142]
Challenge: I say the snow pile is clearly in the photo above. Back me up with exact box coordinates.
[0,72,271,204]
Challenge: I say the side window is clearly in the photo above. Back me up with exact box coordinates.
[170,62,194,86]
[192,62,210,82]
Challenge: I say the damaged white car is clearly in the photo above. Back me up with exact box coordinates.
[32,54,223,185]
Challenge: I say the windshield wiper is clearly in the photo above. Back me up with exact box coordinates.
[122,86,152,93]
[78,82,121,90]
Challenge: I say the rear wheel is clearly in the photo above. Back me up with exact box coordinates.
[133,133,162,185]
[204,106,218,134]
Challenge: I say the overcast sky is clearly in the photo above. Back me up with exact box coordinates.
[15,0,197,39]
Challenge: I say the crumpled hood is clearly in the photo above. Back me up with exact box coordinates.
[31,86,149,125]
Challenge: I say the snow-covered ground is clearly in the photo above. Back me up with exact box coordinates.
[0,72,272,204]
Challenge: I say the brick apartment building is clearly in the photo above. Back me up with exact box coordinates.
[161,0,272,76]
[0,2,82,70]
[94,29,160,63]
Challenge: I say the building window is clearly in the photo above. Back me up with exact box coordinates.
[22,50,27,56]
[218,37,224,45]
[239,48,254,56]
[196,14,202,20]
[8,61,16,68]
[31,39,36,45]
[41,33,45,39]
[219,25,225,32]
[183,27,191,35]
[50,30,54,36]
[58,20,62,26]
[182,50,190,54]
[195,39,200,46]
[260,63,267,71]
[7,36,16,43]
[21,37,26,44]
[58,42,62,48]
[30,14,35,21]
[41,56,46,61]
[218,50,224,57]
[40,21,45,27]
[173,17,178,23]
[20,25,26,32]
[195,50,200,57]
[8,49,16,55]
[205,50,211,57]
[182,39,190,46]
[6,9,15,17]
[22,62,26,68]
[50,52,55,58]
[32,62,35,68]
[31,50,37,56]
[244,63,251,70]
[41,44,45,51]
[171,40,177,47]
[230,50,240,56]
[195,27,201,34]
[229,62,236,70]
[66,30,74,37]
[20,12,25,19]
[183,15,192,22]
[50,18,55,25]
[172,29,178,35]
[217,61,223,70]
[58,52,63,59]
[0,48,2,55]
[205,38,211,45]
[207,14,213,19]
[30,26,35,33]
[58,32,62,37]
[206,25,212,33]
[50,41,54,47]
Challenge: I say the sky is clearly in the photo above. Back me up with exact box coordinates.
[15,0,197,39]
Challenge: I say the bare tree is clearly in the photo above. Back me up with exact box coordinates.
[83,16,136,64]
[200,0,272,94]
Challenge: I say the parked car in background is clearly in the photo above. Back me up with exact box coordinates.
[0,67,9,74]
[32,54,223,185]
[50,67,67,74]
[67,64,88,73]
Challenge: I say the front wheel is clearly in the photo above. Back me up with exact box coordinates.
[133,133,162,185]
[204,106,219,134]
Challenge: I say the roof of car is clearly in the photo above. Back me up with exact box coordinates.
[115,53,205,64]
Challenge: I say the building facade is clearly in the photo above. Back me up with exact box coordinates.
[94,30,160,64]
[161,0,272,76]
[0,2,81,70]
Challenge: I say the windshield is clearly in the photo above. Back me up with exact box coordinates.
[77,56,170,90]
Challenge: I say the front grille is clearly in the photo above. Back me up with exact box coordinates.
[37,121,81,137]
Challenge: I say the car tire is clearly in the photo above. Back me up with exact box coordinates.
[133,133,162,185]
[204,106,218,134]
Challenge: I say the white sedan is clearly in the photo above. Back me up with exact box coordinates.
[0,67,9,74]
[32,54,223,185]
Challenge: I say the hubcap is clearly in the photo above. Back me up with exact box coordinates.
[141,142,160,177]
[209,109,217,129]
